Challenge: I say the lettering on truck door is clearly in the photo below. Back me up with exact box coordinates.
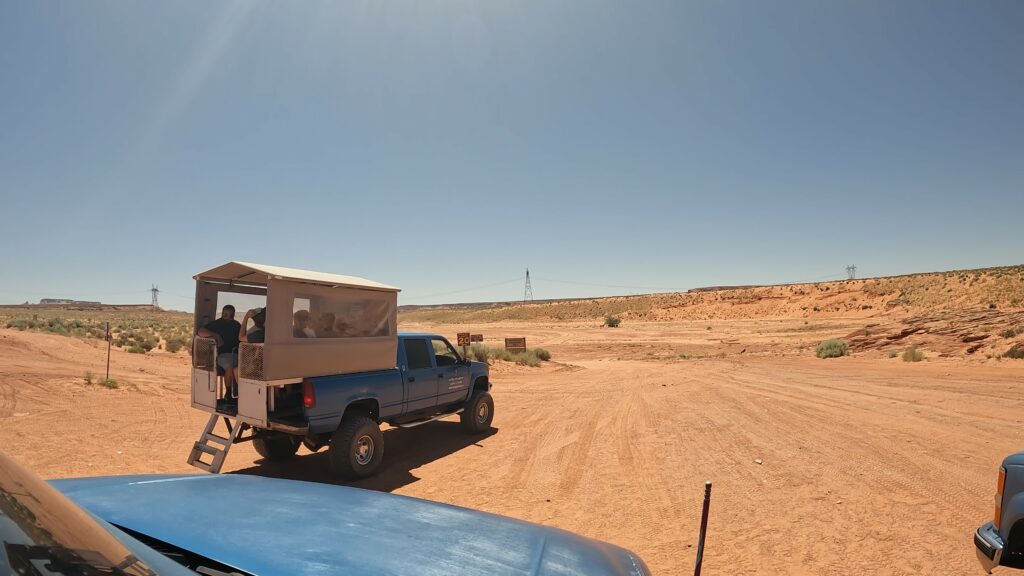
[403,338,438,413]
[432,337,468,407]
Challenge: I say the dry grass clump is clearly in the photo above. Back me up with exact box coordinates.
[466,345,551,367]
[815,339,848,359]
[902,345,925,362]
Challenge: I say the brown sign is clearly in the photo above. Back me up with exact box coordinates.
[457,332,471,346]
[505,337,527,353]
[470,334,484,343]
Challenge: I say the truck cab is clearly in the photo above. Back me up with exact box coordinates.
[976,451,1024,572]
[186,262,494,480]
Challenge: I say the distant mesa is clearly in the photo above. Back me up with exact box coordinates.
[0,299,160,312]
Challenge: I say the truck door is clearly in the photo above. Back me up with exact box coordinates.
[402,338,437,413]
[432,337,470,407]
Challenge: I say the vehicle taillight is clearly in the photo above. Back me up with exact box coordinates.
[995,467,1006,529]
[302,380,316,409]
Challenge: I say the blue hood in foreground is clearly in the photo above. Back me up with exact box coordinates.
[51,474,649,576]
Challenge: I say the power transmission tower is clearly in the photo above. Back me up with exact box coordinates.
[524,269,534,302]
[150,284,161,308]
[846,265,857,280]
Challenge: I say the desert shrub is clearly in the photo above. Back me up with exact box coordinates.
[815,339,848,359]
[6,319,36,330]
[468,343,489,363]
[902,345,924,362]
[84,371,93,385]
[489,348,513,362]
[470,345,547,366]
[514,351,542,367]
[888,350,899,358]
[165,336,188,353]
[605,315,621,328]
[1004,345,1024,360]
[127,346,146,354]
[99,378,118,389]
[1000,328,1019,339]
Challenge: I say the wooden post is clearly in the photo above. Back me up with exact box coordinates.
[694,481,712,576]
[105,321,111,382]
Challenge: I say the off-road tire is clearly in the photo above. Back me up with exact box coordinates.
[461,391,494,434]
[253,433,300,461]
[329,415,384,480]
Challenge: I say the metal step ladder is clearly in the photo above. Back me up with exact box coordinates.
[187,414,242,473]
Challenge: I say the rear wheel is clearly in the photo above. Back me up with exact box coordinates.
[253,432,300,461]
[329,415,384,480]
[461,391,494,434]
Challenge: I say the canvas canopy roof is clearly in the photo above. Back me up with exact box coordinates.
[194,262,400,293]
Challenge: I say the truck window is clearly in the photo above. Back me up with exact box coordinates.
[404,339,432,370]
[432,338,460,367]
[290,292,393,339]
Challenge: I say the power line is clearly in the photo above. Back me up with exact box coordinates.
[404,277,523,301]
[532,276,685,291]
[524,269,534,302]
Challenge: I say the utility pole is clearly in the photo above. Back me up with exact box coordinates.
[150,284,161,308]
[524,269,534,302]
[846,265,857,280]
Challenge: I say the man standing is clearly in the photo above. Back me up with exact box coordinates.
[197,305,241,397]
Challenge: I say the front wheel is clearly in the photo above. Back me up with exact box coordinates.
[253,432,300,461]
[329,415,384,480]
[461,391,494,434]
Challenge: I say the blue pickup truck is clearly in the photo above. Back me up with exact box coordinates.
[300,332,493,479]
[0,450,653,576]
[976,450,1024,572]
[191,332,493,481]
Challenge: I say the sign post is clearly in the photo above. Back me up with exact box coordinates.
[504,337,527,354]
[457,332,471,359]
[694,481,712,576]
[105,322,112,382]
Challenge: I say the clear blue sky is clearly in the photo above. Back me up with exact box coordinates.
[1,1,1021,310]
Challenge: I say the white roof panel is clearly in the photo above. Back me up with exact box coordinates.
[194,261,400,292]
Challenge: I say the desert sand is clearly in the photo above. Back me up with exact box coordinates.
[2,312,1022,575]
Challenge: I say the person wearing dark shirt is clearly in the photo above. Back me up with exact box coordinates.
[197,305,241,396]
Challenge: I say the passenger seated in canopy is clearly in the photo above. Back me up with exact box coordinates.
[235,307,266,383]
[196,305,240,395]
[293,309,315,338]
[316,312,338,338]
[239,307,266,344]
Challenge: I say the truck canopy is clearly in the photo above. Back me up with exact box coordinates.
[193,261,401,381]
